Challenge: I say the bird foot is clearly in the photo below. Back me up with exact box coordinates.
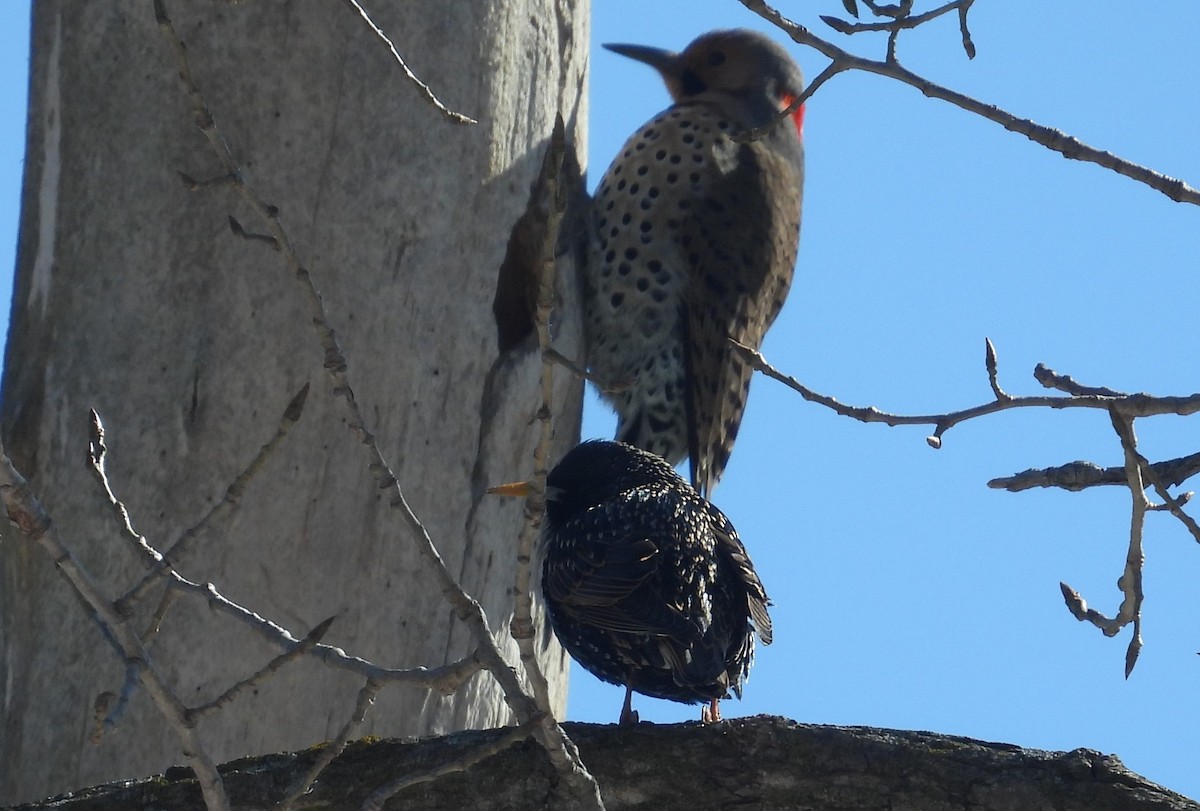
[701,698,722,724]
[619,684,640,726]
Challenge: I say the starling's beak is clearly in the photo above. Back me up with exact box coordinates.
[603,43,682,97]
[486,480,533,498]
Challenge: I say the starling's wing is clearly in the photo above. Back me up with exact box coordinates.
[707,502,772,646]
[678,116,803,497]
[544,491,703,642]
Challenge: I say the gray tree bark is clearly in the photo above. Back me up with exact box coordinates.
[8,717,1197,811]
[0,0,587,804]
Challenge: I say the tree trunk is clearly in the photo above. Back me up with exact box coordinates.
[0,0,588,803]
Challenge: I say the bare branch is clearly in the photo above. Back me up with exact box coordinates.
[822,0,973,38]
[989,453,1200,494]
[734,341,1200,448]
[738,0,1200,205]
[0,441,230,811]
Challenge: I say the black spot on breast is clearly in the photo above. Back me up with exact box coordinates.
[636,277,650,292]
[611,293,624,308]
[618,263,632,276]
[624,247,638,260]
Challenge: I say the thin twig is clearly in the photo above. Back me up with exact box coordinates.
[360,720,540,811]
[91,661,142,743]
[168,576,485,687]
[340,0,476,125]
[117,383,310,612]
[734,60,845,144]
[545,347,633,395]
[1057,411,1147,676]
[278,678,383,809]
[189,617,336,721]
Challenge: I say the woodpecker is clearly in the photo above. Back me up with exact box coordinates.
[584,29,805,496]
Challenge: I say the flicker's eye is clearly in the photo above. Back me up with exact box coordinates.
[707,51,726,67]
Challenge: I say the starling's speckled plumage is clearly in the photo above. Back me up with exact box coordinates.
[585,30,805,497]
[540,440,771,723]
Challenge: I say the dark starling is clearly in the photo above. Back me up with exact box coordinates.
[494,440,772,724]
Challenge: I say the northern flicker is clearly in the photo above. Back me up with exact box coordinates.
[489,440,772,725]
[585,29,805,497]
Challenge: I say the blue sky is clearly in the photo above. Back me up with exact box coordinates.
[3,1,1199,802]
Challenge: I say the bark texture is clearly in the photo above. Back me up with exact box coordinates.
[0,0,587,803]
[10,716,1197,811]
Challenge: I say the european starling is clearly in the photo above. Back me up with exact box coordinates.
[585,29,805,497]
[493,440,772,724]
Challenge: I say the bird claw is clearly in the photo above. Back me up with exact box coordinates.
[701,698,722,724]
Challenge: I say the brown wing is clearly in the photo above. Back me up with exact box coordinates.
[680,121,803,496]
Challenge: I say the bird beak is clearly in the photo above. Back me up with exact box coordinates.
[604,42,684,101]
[603,42,679,74]
[486,480,533,498]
